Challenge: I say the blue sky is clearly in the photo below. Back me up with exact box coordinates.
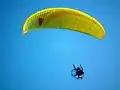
[1,0,120,90]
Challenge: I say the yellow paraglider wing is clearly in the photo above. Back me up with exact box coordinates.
[22,8,105,39]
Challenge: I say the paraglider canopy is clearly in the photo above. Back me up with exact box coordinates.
[22,8,105,39]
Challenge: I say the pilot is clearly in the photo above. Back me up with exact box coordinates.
[71,64,84,79]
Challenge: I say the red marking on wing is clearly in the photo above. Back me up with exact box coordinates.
[38,18,44,25]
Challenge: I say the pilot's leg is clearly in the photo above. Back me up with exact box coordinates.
[76,75,80,79]
[75,73,77,76]
[80,75,83,79]
[80,77,83,79]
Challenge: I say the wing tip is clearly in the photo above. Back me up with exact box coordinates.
[22,29,24,36]
[98,29,105,40]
